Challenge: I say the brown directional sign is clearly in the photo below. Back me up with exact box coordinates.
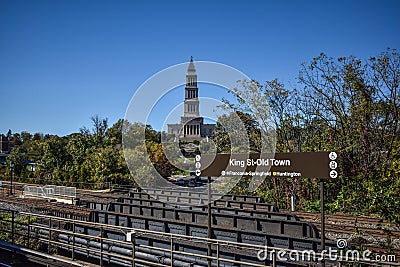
[198,152,338,178]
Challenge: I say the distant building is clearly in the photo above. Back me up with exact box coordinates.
[0,135,10,154]
[0,135,10,164]
[168,57,215,142]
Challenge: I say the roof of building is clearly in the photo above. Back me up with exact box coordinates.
[187,56,196,73]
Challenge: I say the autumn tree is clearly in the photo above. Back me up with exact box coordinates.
[297,49,400,219]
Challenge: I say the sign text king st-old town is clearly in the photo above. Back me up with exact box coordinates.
[229,158,291,168]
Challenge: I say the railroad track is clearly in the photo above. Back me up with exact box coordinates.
[0,196,91,221]
[2,181,399,265]
[295,211,400,258]
[295,212,400,238]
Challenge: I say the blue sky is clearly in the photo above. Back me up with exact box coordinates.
[1,0,399,136]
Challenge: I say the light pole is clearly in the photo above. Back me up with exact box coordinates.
[101,163,105,190]
[9,161,14,195]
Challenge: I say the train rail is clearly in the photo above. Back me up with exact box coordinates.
[1,181,399,266]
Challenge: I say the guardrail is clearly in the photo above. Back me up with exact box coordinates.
[0,209,397,267]
[83,201,314,238]
[79,196,296,221]
[23,185,76,198]
[140,188,266,203]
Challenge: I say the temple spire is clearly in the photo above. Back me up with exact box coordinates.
[187,56,196,73]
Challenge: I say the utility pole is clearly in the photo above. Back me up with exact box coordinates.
[9,161,14,195]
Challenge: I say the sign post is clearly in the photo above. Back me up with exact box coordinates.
[127,231,136,267]
[320,179,325,267]
[199,151,338,267]
[207,176,212,267]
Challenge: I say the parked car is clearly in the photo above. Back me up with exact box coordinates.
[176,179,188,186]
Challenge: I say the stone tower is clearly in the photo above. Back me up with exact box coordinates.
[168,57,215,142]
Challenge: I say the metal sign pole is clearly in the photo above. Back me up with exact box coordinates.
[207,176,212,267]
[127,231,136,267]
[320,179,325,267]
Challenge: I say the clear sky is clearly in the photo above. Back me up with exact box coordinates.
[1,0,399,136]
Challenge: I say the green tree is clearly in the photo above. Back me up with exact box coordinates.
[298,49,400,219]
[213,111,261,153]
[6,146,28,177]
[20,131,32,143]
[106,119,124,146]
[38,136,70,181]
[147,143,175,178]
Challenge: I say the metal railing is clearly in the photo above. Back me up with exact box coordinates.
[23,185,76,198]
[0,209,398,267]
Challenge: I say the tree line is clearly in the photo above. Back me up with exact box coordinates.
[0,116,174,189]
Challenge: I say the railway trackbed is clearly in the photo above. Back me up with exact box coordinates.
[295,211,400,257]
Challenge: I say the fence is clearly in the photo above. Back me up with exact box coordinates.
[23,185,76,198]
[0,209,398,267]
